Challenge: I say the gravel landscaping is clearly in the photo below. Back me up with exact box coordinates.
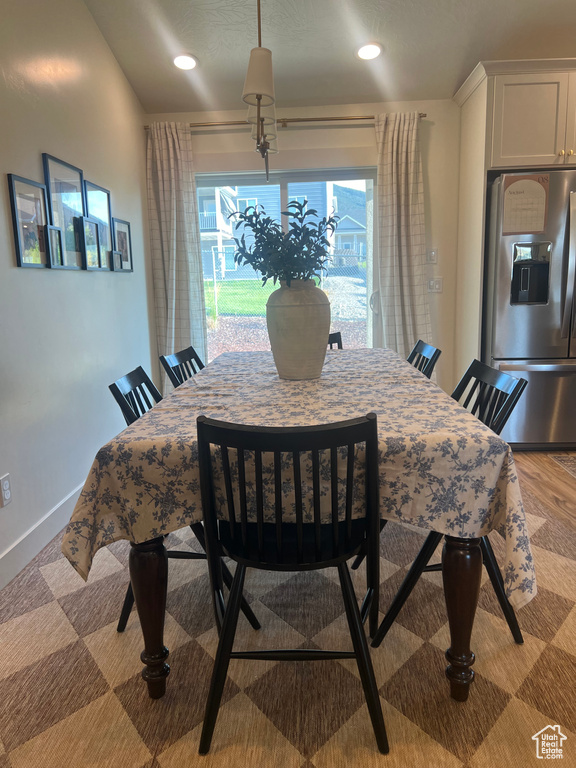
[205,275,369,361]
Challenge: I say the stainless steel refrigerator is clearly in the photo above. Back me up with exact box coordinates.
[484,170,576,448]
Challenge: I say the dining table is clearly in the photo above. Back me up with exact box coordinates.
[61,348,536,703]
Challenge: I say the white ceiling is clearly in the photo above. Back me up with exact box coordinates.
[83,0,576,114]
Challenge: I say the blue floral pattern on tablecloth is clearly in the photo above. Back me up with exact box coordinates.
[61,349,536,609]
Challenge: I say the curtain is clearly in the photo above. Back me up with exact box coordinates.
[373,112,432,359]
[146,122,207,392]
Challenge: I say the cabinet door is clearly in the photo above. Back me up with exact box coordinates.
[565,73,576,165]
[491,73,569,167]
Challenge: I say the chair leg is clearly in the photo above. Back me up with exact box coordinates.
[191,523,260,631]
[117,581,134,632]
[351,519,387,570]
[338,562,389,754]
[364,531,380,639]
[372,531,443,647]
[199,564,247,755]
[221,564,261,630]
[480,536,524,644]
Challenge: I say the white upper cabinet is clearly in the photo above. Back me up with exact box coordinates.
[491,72,576,167]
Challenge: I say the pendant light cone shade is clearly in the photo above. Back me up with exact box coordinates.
[247,103,276,126]
[242,47,275,105]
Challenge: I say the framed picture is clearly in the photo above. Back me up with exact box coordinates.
[42,154,85,269]
[85,181,112,270]
[112,218,133,272]
[46,225,65,268]
[7,175,49,267]
[76,216,105,270]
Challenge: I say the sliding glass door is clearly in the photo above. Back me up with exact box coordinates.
[196,169,375,361]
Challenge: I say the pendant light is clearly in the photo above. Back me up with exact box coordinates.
[242,0,277,179]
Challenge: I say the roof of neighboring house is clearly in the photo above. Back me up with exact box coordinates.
[336,214,366,233]
[333,185,366,228]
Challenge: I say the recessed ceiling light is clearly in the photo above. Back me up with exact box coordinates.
[174,54,197,70]
[357,43,382,60]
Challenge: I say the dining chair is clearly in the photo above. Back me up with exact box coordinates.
[196,412,388,755]
[407,339,441,378]
[328,331,343,349]
[109,366,260,633]
[159,345,205,388]
[109,366,162,426]
[371,359,528,648]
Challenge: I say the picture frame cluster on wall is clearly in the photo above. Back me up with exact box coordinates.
[7,154,133,272]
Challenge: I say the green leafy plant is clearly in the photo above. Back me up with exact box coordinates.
[231,200,338,285]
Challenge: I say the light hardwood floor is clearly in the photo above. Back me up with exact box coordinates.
[514,450,576,531]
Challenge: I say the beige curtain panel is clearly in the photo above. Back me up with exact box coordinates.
[374,112,432,359]
[146,122,207,392]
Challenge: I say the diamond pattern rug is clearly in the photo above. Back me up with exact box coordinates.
[0,484,575,768]
[551,454,576,479]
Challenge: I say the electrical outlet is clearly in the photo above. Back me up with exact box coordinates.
[0,474,11,507]
[427,278,443,293]
[426,249,438,264]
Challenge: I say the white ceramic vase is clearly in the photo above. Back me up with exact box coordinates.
[266,279,331,380]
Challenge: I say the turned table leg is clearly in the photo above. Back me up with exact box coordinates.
[442,536,482,702]
[129,537,169,699]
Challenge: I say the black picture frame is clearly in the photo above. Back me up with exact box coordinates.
[112,218,133,272]
[76,216,107,271]
[42,154,85,269]
[84,181,112,270]
[46,225,65,268]
[7,174,49,268]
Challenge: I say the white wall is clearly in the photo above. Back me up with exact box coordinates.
[0,0,153,588]
[454,79,489,378]
[147,99,461,390]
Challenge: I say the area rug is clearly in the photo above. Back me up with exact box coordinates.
[0,486,574,768]
[551,454,576,480]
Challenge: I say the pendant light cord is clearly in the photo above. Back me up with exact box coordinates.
[257,0,262,47]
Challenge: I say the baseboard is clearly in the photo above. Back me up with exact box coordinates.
[0,484,83,591]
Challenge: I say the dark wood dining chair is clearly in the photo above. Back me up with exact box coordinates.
[109,366,162,426]
[196,412,388,755]
[159,345,205,388]
[371,359,528,649]
[109,366,260,633]
[407,339,441,378]
[328,331,343,349]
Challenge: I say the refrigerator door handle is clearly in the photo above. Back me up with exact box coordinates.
[561,191,576,337]
[498,361,576,373]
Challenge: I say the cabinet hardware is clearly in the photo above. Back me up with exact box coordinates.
[569,150,574,156]
[559,149,566,156]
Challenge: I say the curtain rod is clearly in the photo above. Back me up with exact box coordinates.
[143,113,427,130]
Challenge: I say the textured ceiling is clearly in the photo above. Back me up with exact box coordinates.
[82,0,576,113]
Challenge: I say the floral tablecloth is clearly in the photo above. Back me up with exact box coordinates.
[62,349,536,609]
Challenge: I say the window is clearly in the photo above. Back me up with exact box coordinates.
[237,197,258,212]
[197,169,375,361]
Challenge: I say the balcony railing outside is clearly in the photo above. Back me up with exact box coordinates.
[199,212,217,230]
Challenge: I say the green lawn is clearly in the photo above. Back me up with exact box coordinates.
[204,279,278,317]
